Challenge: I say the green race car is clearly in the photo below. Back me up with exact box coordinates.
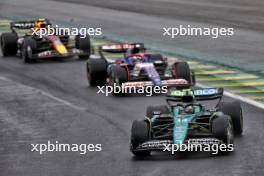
[130,87,243,156]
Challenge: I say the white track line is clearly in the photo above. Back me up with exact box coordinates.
[1,77,264,111]
[39,91,86,111]
[197,83,264,110]
[1,23,263,110]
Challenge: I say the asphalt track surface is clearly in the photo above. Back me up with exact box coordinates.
[0,0,263,175]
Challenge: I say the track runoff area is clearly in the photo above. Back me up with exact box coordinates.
[0,19,264,109]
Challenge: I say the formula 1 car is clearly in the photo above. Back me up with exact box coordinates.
[130,87,243,156]
[86,43,195,89]
[0,18,91,63]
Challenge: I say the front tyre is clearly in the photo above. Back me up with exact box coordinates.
[218,101,243,135]
[75,35,91,59]
[86,58,107,86]
[22,38,37,63]
[109,66,128,95]
[130,120,151,156]
[212,115,234,145]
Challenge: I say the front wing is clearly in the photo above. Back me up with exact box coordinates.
[131,138,223,152]
[33,48,88,59]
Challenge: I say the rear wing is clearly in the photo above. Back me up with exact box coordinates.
[167,88,224,102]
[193,88,223,100]
[10,21,35,30]
[99,43,144,53]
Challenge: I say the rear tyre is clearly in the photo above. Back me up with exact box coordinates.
[131,120,151,156]
[212,115,234,145]
[191,71,196,85]
[146,105,170,118]
[0,32,18,56]
[172,62,192,85]
[75,35,91,59]
[86,58,107,86]
[218,101,243,135]
[22,38,37,63]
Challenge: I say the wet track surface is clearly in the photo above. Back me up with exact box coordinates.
[53,0,264,75]
[0,0,264,175]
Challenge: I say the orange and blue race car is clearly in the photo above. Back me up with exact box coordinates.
[0,18,91,63]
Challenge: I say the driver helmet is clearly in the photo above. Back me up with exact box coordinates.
[126,47,146,56]
[127,55,142,65]
[34,18,50,31]
[184,105,195,114]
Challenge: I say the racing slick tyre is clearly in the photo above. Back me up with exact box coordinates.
[172,62,192,85]
[109,66,128,95]
[146,105,170,118]
[22,38,37,63]
[0,32,18,56]
[212,115,234,145]
[130,120,151,156]
[86,58,107,86]
[75,35,91,59]
[218,101,243,135]
[191,71,196,85]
